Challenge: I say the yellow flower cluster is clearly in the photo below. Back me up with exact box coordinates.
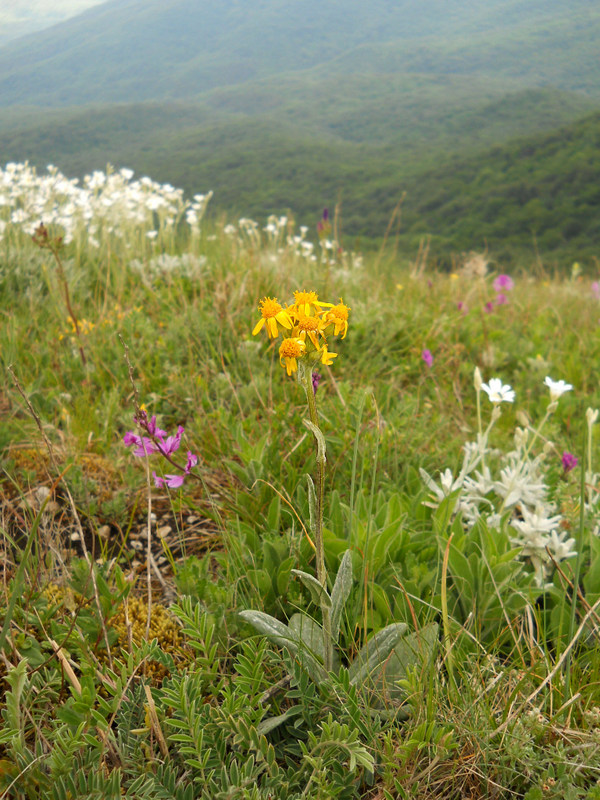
[58,304,142,342]
[253,290,350,376]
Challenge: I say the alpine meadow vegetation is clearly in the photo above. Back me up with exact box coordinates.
[3,163,600,799]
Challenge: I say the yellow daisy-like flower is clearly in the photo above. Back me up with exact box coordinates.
[292,290,332,318]
[324,299,350,339]
[320,344,337,366]
[279,337,306,376]
[294,313,325,349]
[252,296,293,338]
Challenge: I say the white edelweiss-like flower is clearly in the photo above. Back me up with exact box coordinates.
[481,378,515,404]
[463,466,494,497]
[544,376,573,401]
[419,467,463,506]
[510,506,563,554]
[546,529,577,562]
[494,459,547,508]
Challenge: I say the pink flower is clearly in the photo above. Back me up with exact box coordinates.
[493,274,514,292]
[422,348,433,368]
[124,417,198,489]
[484,301,494,314]
[123,432,160,457]
[160,425,184,456]
[495,293,508,306]
[153,472,185,489]
[185,451,198,473]
[457,301,468,314]
[561,452,578,473]
[592,281,600,299]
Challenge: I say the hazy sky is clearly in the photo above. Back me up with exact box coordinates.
[0,0,103,42]
[0,1,103,22]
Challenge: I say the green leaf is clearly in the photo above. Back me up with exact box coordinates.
[306,474,317,537]
[303,419,327,465]
[348,622,408,685]
[330,550,353,644]
[276,556,295,595]
[291,569,332,609]
[246,568,272,598]
[257,706,301,735]
[384,622,439,688]
[239,610,327,682]
[266,495,281,530]
[432,490,461,536]
[239,610,297,651]
[288,613,326,661]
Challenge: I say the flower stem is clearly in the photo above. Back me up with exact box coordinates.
[301,362,333,671]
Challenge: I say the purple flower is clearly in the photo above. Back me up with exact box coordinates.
[322,208,329,221]
[312,371,321,395]
[484,301,494,314]
[124,416,198,488]
[137,412,167,439]
[185,451,198,473]
[123,431,139,447]
[592,281,600,299]
[457,301,468,314]
[160,425,184,456]
[123,432,160,458]
[561,451,578,473]
[422,349,433,368]
[153,472,185,489]
[495,293,508,306]
[493,274,514,292]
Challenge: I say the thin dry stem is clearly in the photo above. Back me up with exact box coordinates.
[7,365,113,669]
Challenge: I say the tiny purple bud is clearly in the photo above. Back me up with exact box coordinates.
[422,349,433,368]
[312,371,321,395]
[457,301,468,314]
[561,451,578,473]
[484,301,494,314]
[322,208,329,221]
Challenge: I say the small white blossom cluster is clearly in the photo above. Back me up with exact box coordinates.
[421,372,579,585]
[225,214,316,262]
[128,253,208,286]
[223,213,363,273]
[0,162,212,248]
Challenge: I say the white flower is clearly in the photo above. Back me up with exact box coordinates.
[544,376,573,401]
[481,378,515,404]
[546,529,576,562]
[419,467,463,505]
[510,506,562,552]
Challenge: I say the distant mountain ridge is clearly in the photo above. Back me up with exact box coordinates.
[0,0,599,107]
[1,0,599,266]
[0,94,598,266]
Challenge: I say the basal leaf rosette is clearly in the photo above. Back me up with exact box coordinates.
[253,290,350,376]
